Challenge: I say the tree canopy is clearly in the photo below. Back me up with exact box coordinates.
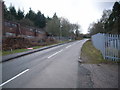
[4,4,81,38]
[46,13,81,38]
[4,6,46,29]
[88,1,120,35]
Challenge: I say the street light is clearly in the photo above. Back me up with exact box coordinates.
[60,25,62,41]
[59,19,63,41]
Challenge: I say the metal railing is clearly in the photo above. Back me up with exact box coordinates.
[92,33,120,61]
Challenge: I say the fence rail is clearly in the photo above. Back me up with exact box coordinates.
[92,33,120,61]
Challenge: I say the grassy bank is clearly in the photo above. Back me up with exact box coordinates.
[2,40,70,56]
[2,45,43,56]
[81,40,117,64]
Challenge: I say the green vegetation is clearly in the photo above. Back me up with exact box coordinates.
[88,1,120,35]
[2,49,31,56]
[46,13,81,38]
[2,45,43,56]
[58,40,70,44]
[4,3,81,38]
[4,5,46,28]
[81,40,118,64]
[2,40,70,56]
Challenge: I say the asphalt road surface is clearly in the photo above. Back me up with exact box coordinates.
[1,39,89,88]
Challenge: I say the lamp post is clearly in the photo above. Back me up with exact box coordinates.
[59,19,62,41]
[60,25,62,41]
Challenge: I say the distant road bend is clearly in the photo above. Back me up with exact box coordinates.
[1,39,88,88]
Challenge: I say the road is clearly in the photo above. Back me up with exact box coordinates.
[1,39,89,88]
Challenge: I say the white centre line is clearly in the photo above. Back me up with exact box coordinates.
[48,49,63,59]
[0,69,29,87]
[58,49,63,52]
[65,45,71,49]
[72,43,76,45]
[48,52,59,58]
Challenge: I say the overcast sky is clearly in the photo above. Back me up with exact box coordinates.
[4,0,119,34]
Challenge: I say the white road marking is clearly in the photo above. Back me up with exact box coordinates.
[0,69,29,87]
[72,43,76,45]
[48,52,58,58]
[48,49,63,58]
[58,49,63,52]
[65,45,71,49]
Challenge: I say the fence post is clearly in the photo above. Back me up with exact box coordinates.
[103,33,105,59]
[92,33,120,61]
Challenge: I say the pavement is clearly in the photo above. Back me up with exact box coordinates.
[0,39,118,88]
[77,63,118,88]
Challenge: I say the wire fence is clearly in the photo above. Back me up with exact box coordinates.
[92,33,120,61]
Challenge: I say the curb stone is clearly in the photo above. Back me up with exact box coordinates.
[2,41,72,63]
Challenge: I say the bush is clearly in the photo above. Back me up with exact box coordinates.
[2,36,33,51]
[2,36,58,51]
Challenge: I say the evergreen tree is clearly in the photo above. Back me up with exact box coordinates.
[35,11,46,28]
[25,8,36,22]
[89,1,120,35]
[46,16,52,21]
[19,18,34,26]
[113,2,120,20]
[105,1,120,33]
[46,13,60,36]
[53,13,58,19]
[9,5,17,20]
[3,4,9,19]
[17,8,24,20]
[40,14,46,28]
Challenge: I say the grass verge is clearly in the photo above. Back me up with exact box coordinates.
[2,40,70,56]
[2,45,43,56]
[81,40,118,64]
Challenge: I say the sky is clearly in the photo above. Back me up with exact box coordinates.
[3,0,119,34]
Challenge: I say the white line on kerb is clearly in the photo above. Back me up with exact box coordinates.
[48,49,63,58]
[0,69,29,87]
